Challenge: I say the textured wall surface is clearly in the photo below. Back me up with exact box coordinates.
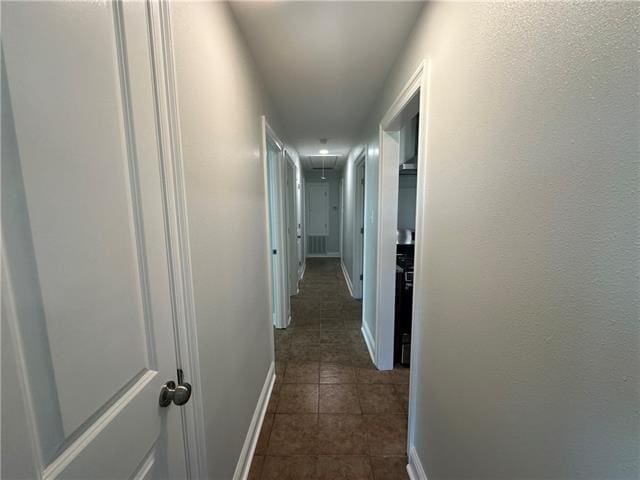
[169,2,286,477]
[352,2,639,478]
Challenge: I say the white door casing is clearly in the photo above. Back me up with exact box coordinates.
[355,156,366,299]
[2,2,189,478]
[262,118,290,329]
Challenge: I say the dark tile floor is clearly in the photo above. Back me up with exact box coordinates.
[249,258,410,480]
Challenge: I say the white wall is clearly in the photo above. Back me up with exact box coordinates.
[169,3,290,477]
[351,2,639,478]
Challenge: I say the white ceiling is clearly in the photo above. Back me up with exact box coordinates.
[229,1,425,170]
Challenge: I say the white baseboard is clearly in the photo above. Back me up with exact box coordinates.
[407,446,428,480]
[340,260,355,298]
[232,361,275,480]
[361,321,376,365]
[307,253,340,258]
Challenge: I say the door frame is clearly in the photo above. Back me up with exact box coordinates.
[261,116,290,329]
[373,59,430,463]
[353,152,366,299]
[146,2,208,477]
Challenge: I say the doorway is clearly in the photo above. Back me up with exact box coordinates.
[374,61,430,465]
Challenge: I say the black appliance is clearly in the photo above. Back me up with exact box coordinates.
[394,244,414,366]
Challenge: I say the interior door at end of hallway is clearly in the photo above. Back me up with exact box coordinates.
[307,183,329,236]
[2,2,188,479]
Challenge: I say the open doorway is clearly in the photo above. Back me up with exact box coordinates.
[373,61,430,464]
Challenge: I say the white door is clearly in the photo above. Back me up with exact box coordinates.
[307,183,329,236]
[285,158,298,295]
[2,2,188,479]
[355,161,366,297]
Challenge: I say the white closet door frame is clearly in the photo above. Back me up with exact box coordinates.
[261,117,290,329]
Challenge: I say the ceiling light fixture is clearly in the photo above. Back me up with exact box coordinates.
[319,148,329,155]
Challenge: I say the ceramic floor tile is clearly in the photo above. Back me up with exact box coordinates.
[393,384,409,412]
[277,384,319,413]
[318,414,368,455]
[370,456,409,480]
[267,414,319,455]
[317,455,373,480]
[319,384,361,413]
[283,362,320,383]
[355,368,394,384]
[363,414,408,456]
[320,363,356,384]
[261,455,318,480]
[289,344,321,363]
[358,384,404,414]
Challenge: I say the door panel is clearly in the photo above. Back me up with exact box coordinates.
[285,160,298,295]
[356,162,366,297]
[2,1,186,478]
[307,183,329,236]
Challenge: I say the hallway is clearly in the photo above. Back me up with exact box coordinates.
[250,258,410,480]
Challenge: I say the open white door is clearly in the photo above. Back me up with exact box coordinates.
[355,158,366,298]
[284,154,299,295]
[2,2,188,478]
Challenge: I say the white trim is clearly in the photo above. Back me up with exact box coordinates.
[340,259,355,298]
[407,60,432,456]
[361,322,376,365]
[381,61,426,128]
[232,362,276,480]
[146,2,208,478]
[375,60,427,372]
[407,446,428,480]
[262,117,289,330]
